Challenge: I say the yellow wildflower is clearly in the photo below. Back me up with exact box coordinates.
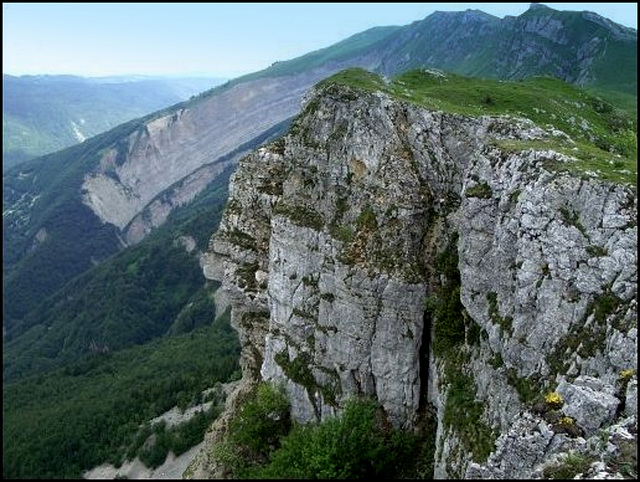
[558,416,575,426]
[544,391,564,408]
[619,369,636,381]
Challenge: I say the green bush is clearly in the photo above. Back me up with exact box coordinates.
[228,382,291,462]
[135,404,222,469]
[246,397,422,479]
[138,422,170,468]
[428,233,469,356]
[465,181,493,199]
[543,452,594,479]
[356,205,378,231]
[443,370,496,462]
[217,387,432,479]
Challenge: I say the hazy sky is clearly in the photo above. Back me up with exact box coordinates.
[3,3,637,79]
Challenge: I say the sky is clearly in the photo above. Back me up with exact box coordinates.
[3,3,637,79]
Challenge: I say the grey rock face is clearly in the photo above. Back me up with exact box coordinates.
[202,82,637,477]
[464,411,574,479]
[624,378,637,418]
[556,376,619,436]
[261,220,426,426]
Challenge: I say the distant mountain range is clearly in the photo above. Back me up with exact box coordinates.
[3,2,636,377]
[2,74,226,170]
[232,3,636,99]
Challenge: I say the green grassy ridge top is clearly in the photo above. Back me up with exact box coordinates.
[317,68,637,185]
[179,25,401,108]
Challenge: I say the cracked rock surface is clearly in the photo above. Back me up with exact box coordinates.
[196,82,637,478]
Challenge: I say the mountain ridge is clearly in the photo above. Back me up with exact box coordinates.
[4,1,636,375]
[2,74,226,170]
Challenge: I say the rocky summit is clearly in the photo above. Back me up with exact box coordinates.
[193,70,637,478]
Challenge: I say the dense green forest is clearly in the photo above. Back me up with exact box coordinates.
[3,166,233,382]
[3,116,148,328]
[3,158,238,478]
[3,309,240,479]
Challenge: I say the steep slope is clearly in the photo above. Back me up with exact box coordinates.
[2,74,225,169]
[2,52,383,335]
[3,3,635,370]
[373,3,637,95]
[194,69,636,478]
[3,155,241,479]
[3,309,240,479]
[3,162,231,374]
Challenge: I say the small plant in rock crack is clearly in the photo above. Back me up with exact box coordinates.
[544,391,564,410]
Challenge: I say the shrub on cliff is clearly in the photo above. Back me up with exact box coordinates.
[239,396,426,479]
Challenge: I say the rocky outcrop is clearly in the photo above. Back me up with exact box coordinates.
[198,79,636,478]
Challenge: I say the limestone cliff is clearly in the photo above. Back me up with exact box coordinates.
[196,75,637,478]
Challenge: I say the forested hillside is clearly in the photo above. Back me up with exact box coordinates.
[3,161,240,478]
